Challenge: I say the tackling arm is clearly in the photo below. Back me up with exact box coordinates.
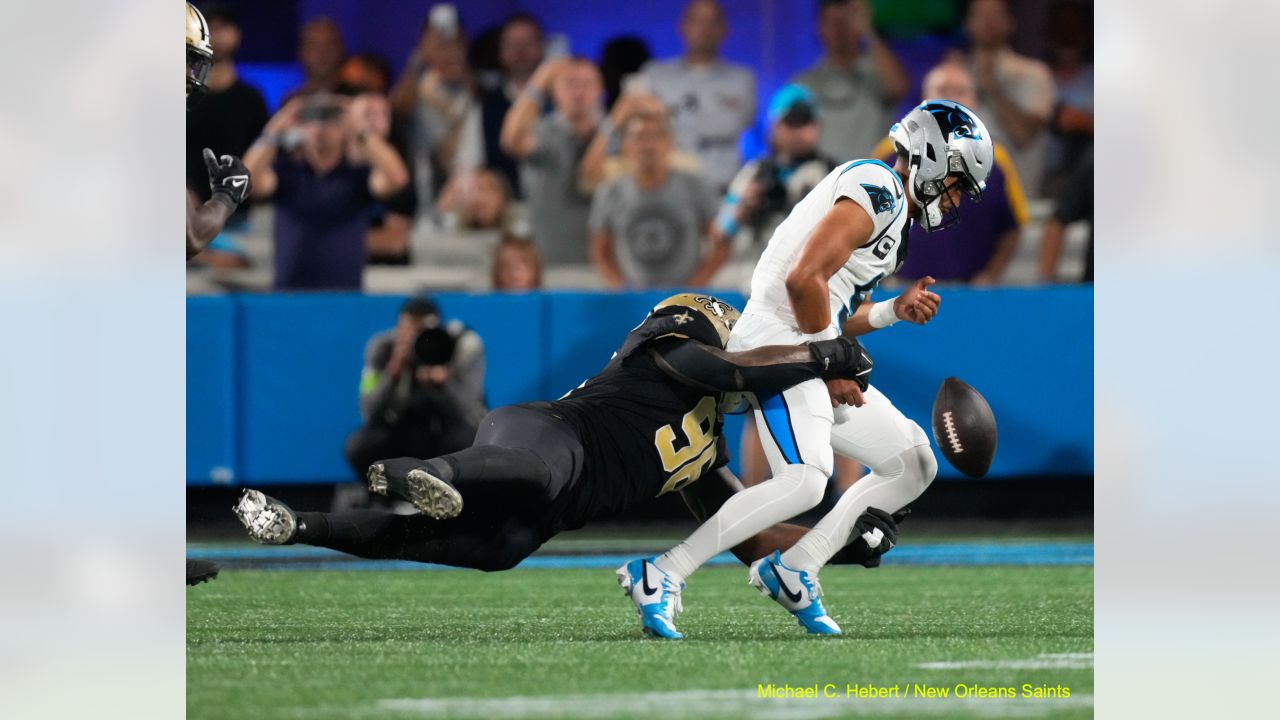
[649,335,873,397]
[186,189,235,260]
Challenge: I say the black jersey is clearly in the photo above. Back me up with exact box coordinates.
[550,298,736,526]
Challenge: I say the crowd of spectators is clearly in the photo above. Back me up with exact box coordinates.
[187,0,1094,292]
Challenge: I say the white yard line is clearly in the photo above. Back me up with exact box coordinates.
[917,653,1094,670]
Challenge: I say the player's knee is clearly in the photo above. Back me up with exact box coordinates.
[476,532,540,572]
[898,444,937,499]
[785,463,830,509]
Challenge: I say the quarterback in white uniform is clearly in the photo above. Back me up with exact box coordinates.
[627,100,994,636]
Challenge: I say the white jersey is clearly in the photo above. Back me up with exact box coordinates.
[742,159,910,331]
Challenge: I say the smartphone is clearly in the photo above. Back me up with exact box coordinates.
[429,4,459,38]
[546,33,570,60]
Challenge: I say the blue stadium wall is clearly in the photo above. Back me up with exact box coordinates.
[187,288,1093,486]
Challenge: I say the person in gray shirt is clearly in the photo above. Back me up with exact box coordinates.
[501,57,603,265]
[589,112,726,289]
[638,0,756,191]
[792,0,908,162]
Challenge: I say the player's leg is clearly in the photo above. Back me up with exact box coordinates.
[651,378,834,582]
[368,404,582,518]
[780,385,937,574]
[235,490,547,570]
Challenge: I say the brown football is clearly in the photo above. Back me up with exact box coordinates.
[931,377,998,478]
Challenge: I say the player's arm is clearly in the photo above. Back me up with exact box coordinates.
[785,198,873,335]
[649,335,872,397]
[187,149,252,260]
[186,189,234,260]
[679,467,901,567]
[840,276,941,336]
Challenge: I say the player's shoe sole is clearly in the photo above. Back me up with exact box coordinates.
[234,489,298,545]
[404,468,463,520]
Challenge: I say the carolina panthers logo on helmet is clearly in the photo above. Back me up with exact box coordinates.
[923,101,982,141]
[860,184,895,214]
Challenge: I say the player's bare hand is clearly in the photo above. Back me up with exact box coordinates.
[826,377,866,408]
[895,276,941,324]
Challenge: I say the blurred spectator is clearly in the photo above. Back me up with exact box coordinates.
[346,297,487,484]
[717,84,837,264]
[599,35,652,110]
[638,0,755,190]
[501,57,603,265]
[1039,146,1092,283]
[870,61,1029,285]
[244,93,409,290]
[185,5,268,226]
[963,0,1055,197]
[478,13,546,196]
[390,7,484,213]
[491,235,543,291]
[792,0,908,163]
[436,168,513,231]
[338,54,419,266]
[293,17,346,97]
[588,111,725,288]
[1044,0,1093,196]
[339,53,392,95]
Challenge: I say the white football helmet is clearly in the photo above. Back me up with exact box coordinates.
[889,99,994,231]
[186,3,213,107]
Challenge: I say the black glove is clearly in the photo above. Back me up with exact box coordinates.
[203,148,252,208]
[831,507,910,568]
[808,336,874,391]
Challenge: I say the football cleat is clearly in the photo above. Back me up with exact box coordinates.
[367,459,463,520]
[748,551,842,635]
[616,558,685,640]
[186,559,220,586]
[234,489,298,545]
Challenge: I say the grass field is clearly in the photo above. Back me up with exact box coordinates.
[187,560,1093,719]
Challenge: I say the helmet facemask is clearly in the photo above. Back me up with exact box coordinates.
[187,46,212,108]
[915,153,986,232]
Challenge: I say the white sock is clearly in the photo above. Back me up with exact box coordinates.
[652,463,828,583]
[781,445,935,574]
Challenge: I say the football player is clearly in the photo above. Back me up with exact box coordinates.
[185,2,251,586]
[623,101,994,635]
[234,295,905,635]
[185,2,252,261]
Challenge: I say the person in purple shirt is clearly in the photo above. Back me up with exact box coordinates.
[872,61,1029,285]
[244,92,409,290]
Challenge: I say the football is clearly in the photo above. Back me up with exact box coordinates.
[931,377,998,478]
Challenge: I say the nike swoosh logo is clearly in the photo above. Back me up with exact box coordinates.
[776,568,803,603]
[856,368,871,376]
[227,176,248,188]
[641,563,658,595]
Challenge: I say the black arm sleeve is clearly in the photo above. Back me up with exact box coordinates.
[649,339,825,397]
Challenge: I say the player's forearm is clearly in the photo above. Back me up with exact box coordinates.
[653,342,823,396]
[840,301,884,337]
[186,194,235,260]
[785,272,833,335]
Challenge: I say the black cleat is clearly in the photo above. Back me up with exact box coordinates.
[186,558,220,586]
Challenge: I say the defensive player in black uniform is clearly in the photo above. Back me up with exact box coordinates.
[187,2,251,586]
[234,295,903,614]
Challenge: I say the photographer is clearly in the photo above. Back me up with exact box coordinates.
[715,84,837,263]
[344,298,487,485]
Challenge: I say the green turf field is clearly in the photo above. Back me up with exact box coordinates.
[187,563,1093,719]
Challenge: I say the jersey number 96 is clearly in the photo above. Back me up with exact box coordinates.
[654,396,718,496]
